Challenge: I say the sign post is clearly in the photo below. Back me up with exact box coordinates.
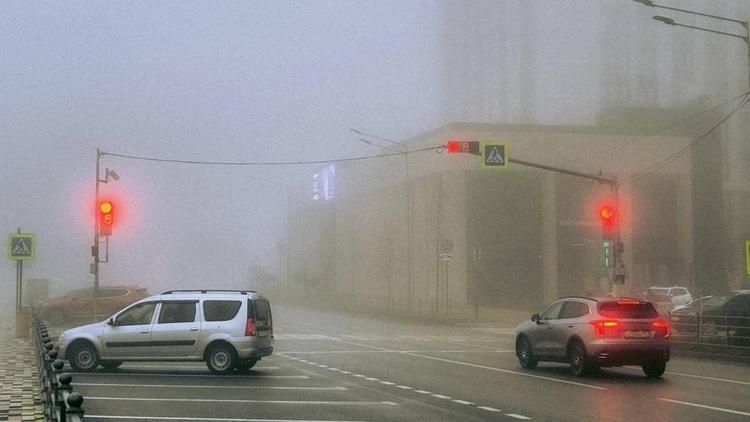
[7,229,35,338]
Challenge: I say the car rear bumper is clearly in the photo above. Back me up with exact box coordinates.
[588,343,670,366]
[230,336,274,359]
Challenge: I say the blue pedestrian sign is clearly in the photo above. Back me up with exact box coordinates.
[7,233,35,261]
[480,142,508,170]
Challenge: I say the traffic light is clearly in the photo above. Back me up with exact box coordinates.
[597,205,616,230]
[446,140,480,155]
[99,200,114,236]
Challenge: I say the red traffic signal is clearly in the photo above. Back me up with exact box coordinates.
[446,140,480,155]
[99,200,114,236]
[597,205,616,229]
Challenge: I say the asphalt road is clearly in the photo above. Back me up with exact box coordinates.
[62,305,750,421]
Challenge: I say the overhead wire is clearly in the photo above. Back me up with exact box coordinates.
[101,145,442,166]
[592,91,750,156]
[619,92,749,186]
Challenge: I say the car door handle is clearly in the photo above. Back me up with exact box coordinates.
[140,331,150,334]
[568,325,575,328]
[190,328,199,331]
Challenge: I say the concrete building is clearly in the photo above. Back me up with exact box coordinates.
[286,109,741,313]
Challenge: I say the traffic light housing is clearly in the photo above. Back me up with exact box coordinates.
[99,201,113,236]
[446,140,480,155]
[597,205,616,231]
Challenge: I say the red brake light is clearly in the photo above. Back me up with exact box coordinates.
[652,319,670,338]
[617,299,641,305]
[591,320,619,337]
[245,319,255,336]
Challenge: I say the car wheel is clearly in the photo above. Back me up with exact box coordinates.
[69,342,99,372]
[568,341,593,377]
[516,337,538,369]
[100,361,123,370]
[235,358,258,372]
[642,361,666,378]
[206,344,237,375]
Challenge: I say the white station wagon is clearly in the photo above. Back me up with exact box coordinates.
[56,290,273,374]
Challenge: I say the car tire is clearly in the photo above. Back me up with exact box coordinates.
[516,336,538,370]
[206,344,237,375]
[568,341,593,377]
[642,361,666,378]
[68,342,99,372]
[100,361,123,370]
[235,358,258,372]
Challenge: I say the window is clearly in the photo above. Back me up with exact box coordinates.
[116,302,156,326]
[158,301,197,324]
[541,302,564,320]
[252,299,272,322]
[560,301,589,319]
[203,300,242,322]
[598,302,658,319]
[672,288,687,296]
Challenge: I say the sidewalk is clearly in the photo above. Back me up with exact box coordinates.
[0,318,43,422]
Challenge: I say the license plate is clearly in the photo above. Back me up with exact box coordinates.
[624,330,650,338]
[258,330,268,337]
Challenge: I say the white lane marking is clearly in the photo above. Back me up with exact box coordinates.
[365,377,379,381]
[327,338,607,391]
[340,371,352,374]
[120,365,279,370]
[396,385,413,390]
[432,394,451,399]
[86,397,399,406]
[621,366,750,386]
[86,415,371,422]
[478,406,502,412]
[280,350,513,354]
[506,414,532,420]
[318,365,328,368]
[75,383,347,391]
[71,373,309,379]
[657,398,750,417]
[414,390,431,394]
[352,374,366,378]
[380,381,395,385]
[453,400,474,405]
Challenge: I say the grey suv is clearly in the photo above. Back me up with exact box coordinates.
[56,290,273,375]
[515,297,670,377]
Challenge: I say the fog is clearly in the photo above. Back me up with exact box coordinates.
[2,0,749,317]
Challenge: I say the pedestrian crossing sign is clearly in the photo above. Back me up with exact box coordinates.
[480,142,508,170]
[7,233,35,261]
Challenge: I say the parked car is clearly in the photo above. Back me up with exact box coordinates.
[40,285,149,324]
[669,291,750,346]
[55,289,274,374]
[515,296,670,378]
[646,286,693,313]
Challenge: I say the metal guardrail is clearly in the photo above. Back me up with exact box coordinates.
[31,313,85,422]
[671,314,750,349]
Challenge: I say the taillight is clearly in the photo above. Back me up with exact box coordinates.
[590,320,619,337]
[245,319,255,336]
[652,319,670,338]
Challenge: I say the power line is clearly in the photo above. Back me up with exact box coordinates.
[593,91,750,156]
[619,93,749,186]
[101,145,441,166]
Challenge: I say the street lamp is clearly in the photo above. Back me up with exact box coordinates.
[349,128,414,314]
[634,0,750,90]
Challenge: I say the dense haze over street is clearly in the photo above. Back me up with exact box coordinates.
[3,1,750,420]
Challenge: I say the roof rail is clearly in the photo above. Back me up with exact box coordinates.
[160,289,257,295]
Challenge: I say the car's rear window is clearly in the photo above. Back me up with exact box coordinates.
[598,302,658,319]
[203,300,242,322]
[252,299,272,322]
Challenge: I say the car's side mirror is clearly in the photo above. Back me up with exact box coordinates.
[531,313,541,324]
[107,318,115,326]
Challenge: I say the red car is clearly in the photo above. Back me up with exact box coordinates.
[40,285,149,324]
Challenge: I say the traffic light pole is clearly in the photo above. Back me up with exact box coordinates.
[506,157,625,289]
[93,149,102,321]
